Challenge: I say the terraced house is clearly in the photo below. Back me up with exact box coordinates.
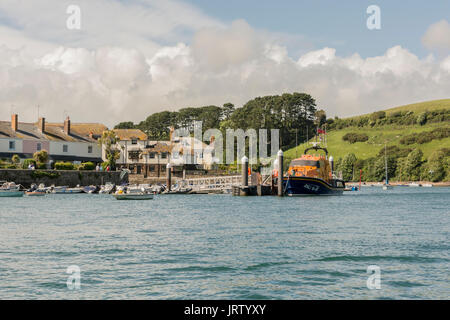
[0,114,106,163]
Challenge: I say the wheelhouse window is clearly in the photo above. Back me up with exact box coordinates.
[88,145,93,154]
[290,160,320,168]
[9,141,15,150]
[63,145,68,153]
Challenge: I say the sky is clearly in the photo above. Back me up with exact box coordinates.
[0,0,449,127]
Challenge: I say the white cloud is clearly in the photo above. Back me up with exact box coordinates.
[422,19,450,53]
[0,1,449,127]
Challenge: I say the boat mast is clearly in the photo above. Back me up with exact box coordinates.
[385,143,388,185]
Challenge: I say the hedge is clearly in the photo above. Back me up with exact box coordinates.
[54,162,75,170]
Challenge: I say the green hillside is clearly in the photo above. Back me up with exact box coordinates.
[285,99,450,182]
[348,99,450,120]
[285,123,450,161]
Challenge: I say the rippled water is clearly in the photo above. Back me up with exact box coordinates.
[0,187,449,299]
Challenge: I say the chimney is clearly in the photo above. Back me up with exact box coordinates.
[38,117,45,133]
[169,126,175,141]
[64,116,71,135]
[11,114,18,132]
[89,131,94,139]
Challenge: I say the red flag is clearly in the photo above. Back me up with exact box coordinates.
[317,128,325,134]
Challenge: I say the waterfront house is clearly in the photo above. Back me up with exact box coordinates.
[0,114,106,164]
[170,135,217,170]
[111,129,172,177]
[110,128,218,177]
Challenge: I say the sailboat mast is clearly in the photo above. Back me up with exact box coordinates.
[385,143,388,185]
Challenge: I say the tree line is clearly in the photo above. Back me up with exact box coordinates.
[335,146,450,183]
[115,92,324,150]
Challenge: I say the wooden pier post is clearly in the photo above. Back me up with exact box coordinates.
[241,156,249,187]
[277,150,284,197]
[166,163,172,192]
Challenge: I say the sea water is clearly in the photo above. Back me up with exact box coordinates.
[0,187,448,299]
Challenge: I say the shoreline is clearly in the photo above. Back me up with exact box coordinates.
[346,181,450,187]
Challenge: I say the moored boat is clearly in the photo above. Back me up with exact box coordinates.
[283,145,345,196]
[99,182,116,194]
[26,183,47,196]
[49,185,84,194]
[113,186,154,200]
[0,182,24,197]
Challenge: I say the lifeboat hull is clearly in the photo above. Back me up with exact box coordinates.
[283,176,345,196]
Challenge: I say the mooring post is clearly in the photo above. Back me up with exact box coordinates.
[242,156,249,187]
[166,163,172,192]
[277,150,284,197]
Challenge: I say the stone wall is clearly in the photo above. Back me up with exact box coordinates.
[0,169,128,188]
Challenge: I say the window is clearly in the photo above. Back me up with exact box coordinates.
[88,146,93,154]
[128,151,140,160]
[149,152,156,159]
[9,141,15,150]
[63,145,68,153]
[36,143,42,151]
[290,160,320,168]
[161,152,168,159]
[131,139,137,145]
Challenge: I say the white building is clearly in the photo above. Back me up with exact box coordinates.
[0,114,106,164]
[110,129,172,177]
[108,128,218,176]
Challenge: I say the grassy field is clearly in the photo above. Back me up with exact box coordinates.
[285,99,450,162]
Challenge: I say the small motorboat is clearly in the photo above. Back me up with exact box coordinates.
[163,186,193,194]
[26,183,47,196]
[113,186,154,200]
[0,182,24,197]
[99,182,116,194]
[83,185,100,194]
[50,185,84,194]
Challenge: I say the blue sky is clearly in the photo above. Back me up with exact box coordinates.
[186,0,450,58]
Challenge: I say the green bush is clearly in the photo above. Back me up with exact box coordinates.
[416,112,427,125]
[54,162,75,170]
[22,159,36,169]
[370,111,386,121]
[78,162,96,171]
[400,127,450,145]
[342,132,369,144]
